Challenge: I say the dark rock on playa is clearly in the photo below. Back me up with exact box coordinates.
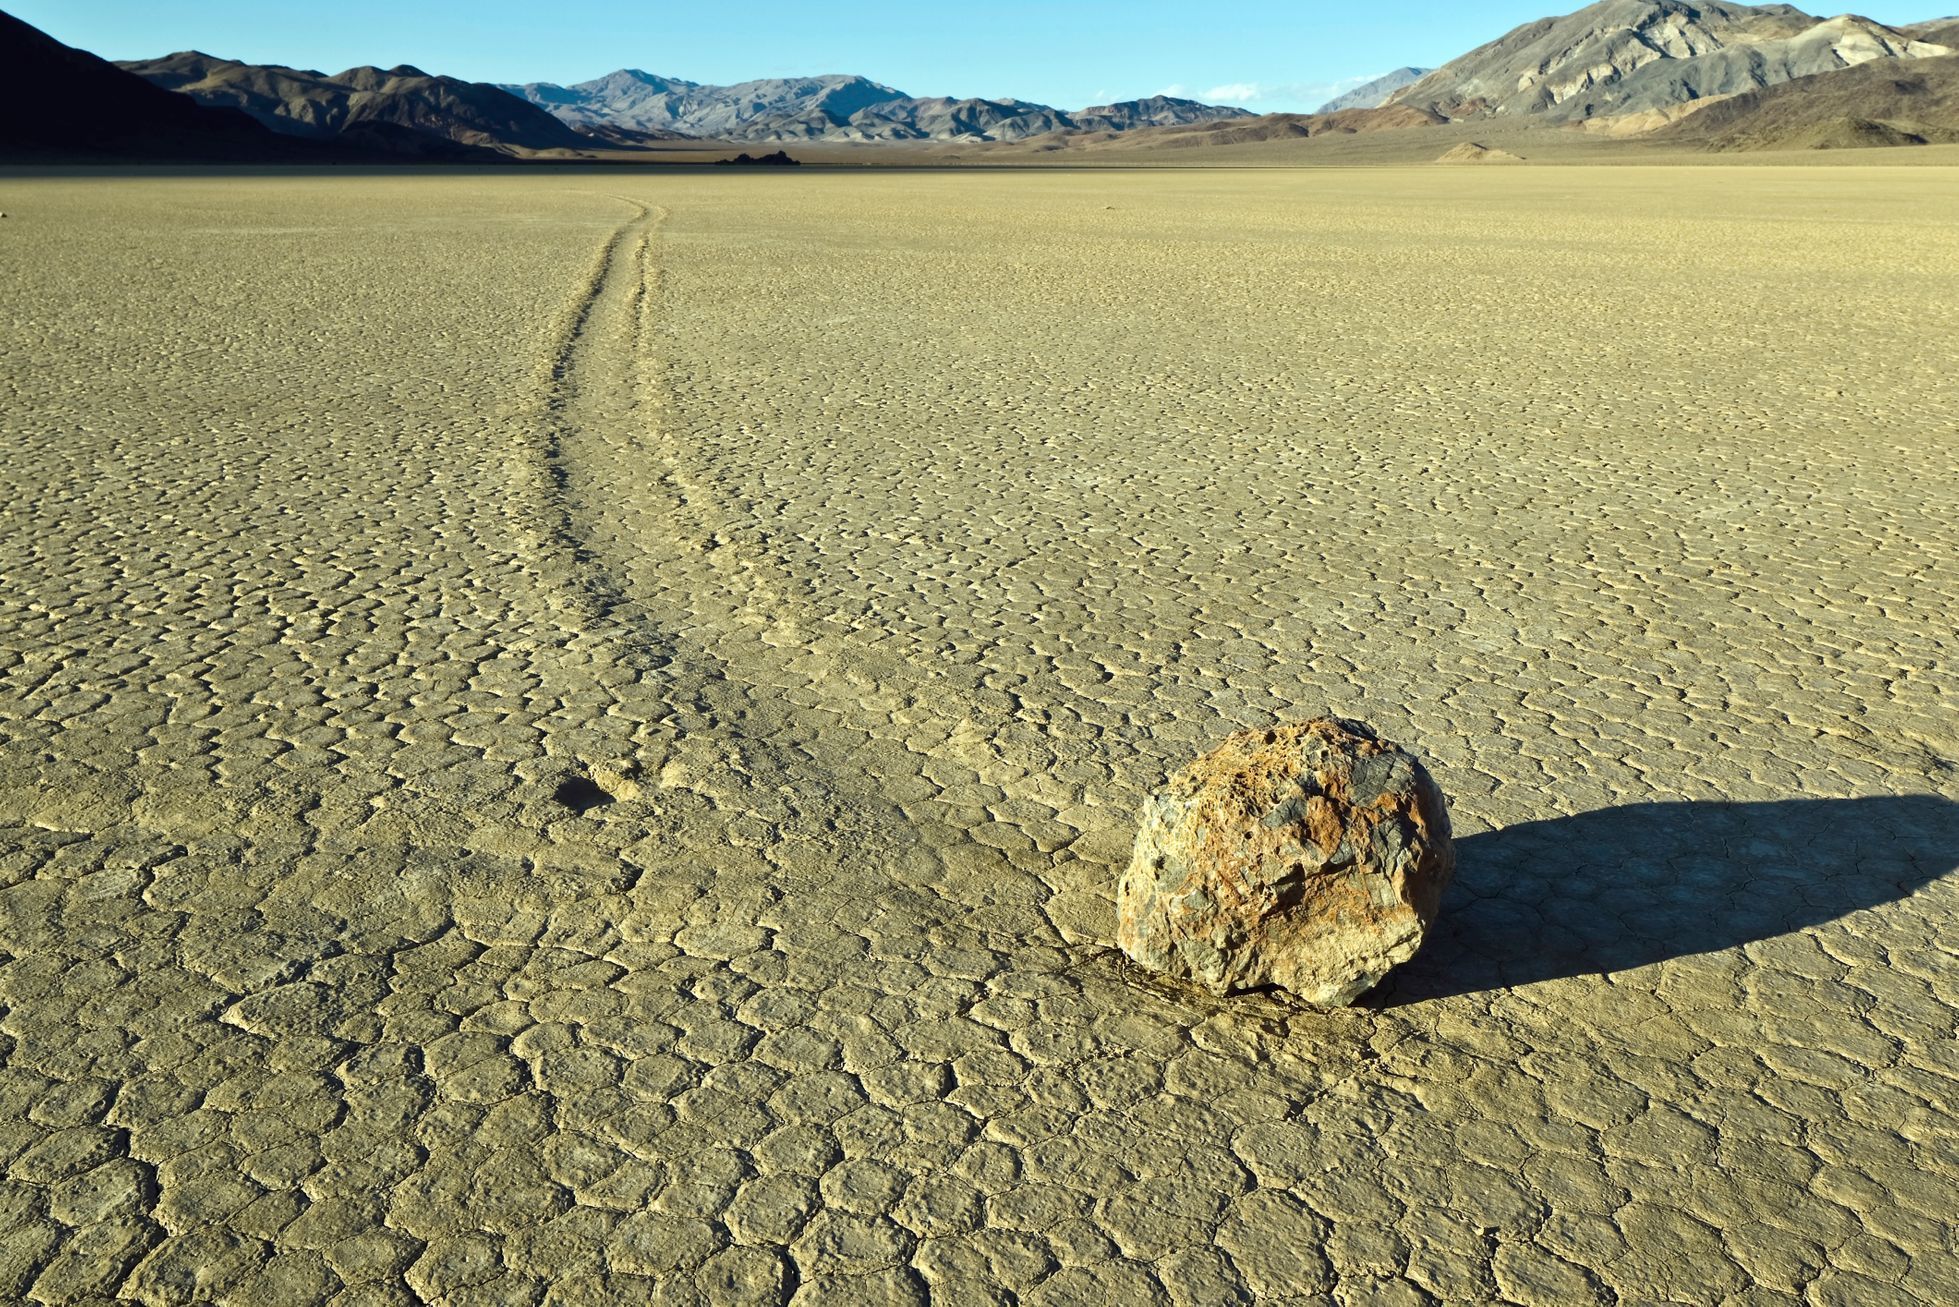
[716,149,801,166]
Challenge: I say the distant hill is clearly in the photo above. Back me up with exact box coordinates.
[993,102,1448,155]
[1144,103,1445,147]
[828,95,1071,143]
[1389,1,1951,123]
[1902,18,1959,49]
[1318,69,1431,113]
[0,9,313,161]
[1652,51,1959,149]
[499,71,898,138]
[118,51,595,155]
[1436,141,1526,163]
[1075,95,1257,132]
[500,70,1251,142]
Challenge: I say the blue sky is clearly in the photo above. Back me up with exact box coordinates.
[22,1,1950,113]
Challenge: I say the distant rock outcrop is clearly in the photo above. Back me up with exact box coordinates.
[1318,68,1432,113]
[714,150,802,166]
[1436,141,1527,163]
[1390,1,1952,123]
[500,71,1251,142]
[117,51,597,155]
[1118,718,1455,1005]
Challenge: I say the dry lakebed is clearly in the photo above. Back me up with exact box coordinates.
[1,165,1955,1304]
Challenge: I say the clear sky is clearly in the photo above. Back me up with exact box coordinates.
[19,1,1951,113]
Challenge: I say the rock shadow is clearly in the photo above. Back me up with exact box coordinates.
[1376,794,1959,1005]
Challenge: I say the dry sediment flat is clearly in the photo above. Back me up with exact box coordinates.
[1,165,1956,1304]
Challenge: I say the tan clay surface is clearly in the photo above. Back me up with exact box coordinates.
[1,166,1956,1303]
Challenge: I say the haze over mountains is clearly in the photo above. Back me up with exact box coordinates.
[497,70,1251,142]
[1316,68,1432,113]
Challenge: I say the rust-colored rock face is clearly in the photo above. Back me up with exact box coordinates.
[1117,718,1455,1004]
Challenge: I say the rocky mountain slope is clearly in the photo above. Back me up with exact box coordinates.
[1902,17,1959,48]
[498,69,1250,142]
[1652,47,1959,148]
[118,51,595,154]
[0,10,317,160]
[1318,68,1432,112]
[1389,1,1952,123]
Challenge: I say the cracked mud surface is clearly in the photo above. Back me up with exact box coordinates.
[1,167,1955,1304]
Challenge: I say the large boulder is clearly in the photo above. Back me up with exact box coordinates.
[1117,718,1454,1004]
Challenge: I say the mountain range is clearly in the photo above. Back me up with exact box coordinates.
[495,70,1252,142]
[115,51,597,154]
[7,2,1959,162]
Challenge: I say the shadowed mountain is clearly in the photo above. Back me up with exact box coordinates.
[1390,0,1952,124]
[1376,795,1959,1004]
[0,9,314,161]
[1318,68,1432,113]
[117,51,600,155]
[500,70,1250,142]
[1653,52,1959,149]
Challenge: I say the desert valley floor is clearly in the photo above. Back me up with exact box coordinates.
[1,166,1956,1304]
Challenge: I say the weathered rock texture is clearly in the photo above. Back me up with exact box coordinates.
[1119,718,1454,1004]
[1389,2,1952,124]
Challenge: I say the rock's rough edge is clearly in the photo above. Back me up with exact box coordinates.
[1117,718,1455,1004]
